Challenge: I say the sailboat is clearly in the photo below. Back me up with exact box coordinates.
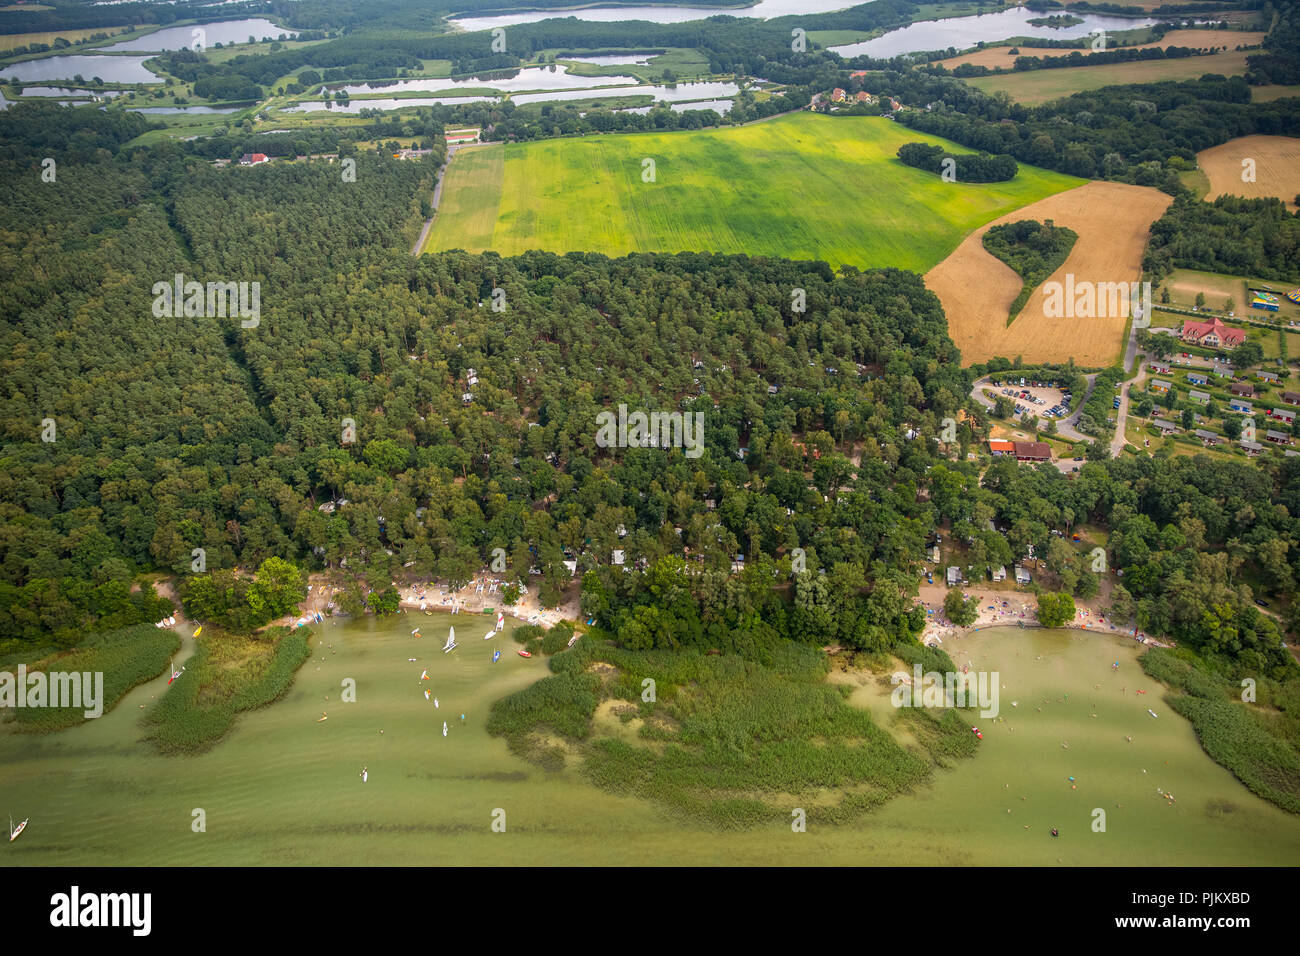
[442,627,457,653]
[496,611,505,631]
[420,669,429,680]
[484,629,494,640]
[442,721,448,737]
[424,689,431,701]
[167,660,185,685]
[434,697,439,708]
[8,815,27,843]
[492,649,501,663]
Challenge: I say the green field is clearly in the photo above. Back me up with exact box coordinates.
[424,113,1081,272]
[966,50,1254,105]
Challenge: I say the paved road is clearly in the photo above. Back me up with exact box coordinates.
[970,374,1098,443]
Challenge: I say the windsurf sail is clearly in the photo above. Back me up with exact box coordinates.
[8,816,28,843]
[442,722,447,737]
[420,669,429,680]
[496,611,504,631]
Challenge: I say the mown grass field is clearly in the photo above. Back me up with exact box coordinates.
[965,50,1254,105]
[425,113,1081,272]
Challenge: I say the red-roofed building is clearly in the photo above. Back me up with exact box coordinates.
[1180,318,1247,349]
[989,440,1015,456]
[1013,441,1051,461]
[239,152,269,166]
[831,88,846,102]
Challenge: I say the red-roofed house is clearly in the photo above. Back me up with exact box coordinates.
[1179,318,1246,349]
[239,152,269,166]
[831,88,846,103]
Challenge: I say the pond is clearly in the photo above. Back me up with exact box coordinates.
[1,617,1295,865]
[619,97,734,114]
[451,0,862,31]
[128,105,243,114]
[337,65,641,96]
[0,55,159,84]
[14,86,124,98]
[510,79,739,106]
[101,19,296,52]
[829,8,1157,58]
[283,95,500,113]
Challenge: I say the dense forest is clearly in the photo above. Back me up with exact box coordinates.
[982,219,1079,321]
[0,101,1296,689]
[897,142,1018,182]
[1144,195,1300,282]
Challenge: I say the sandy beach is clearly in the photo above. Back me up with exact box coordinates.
[915,585,1163,649]
[277,571,582,632]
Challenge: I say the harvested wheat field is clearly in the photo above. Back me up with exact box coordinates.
[1198,135,1300,212]
[926,181,1172,366]
[934,30,1264,70]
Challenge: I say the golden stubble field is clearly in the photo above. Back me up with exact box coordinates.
[1198,135,1300,212]
[925,181,1173,366]
[934,29,1265,70]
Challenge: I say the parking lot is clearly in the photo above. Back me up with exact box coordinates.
[990,378,1072,419]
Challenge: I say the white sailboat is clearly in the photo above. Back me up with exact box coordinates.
[8,815,27,843]
[442,627,457,653]
[484,629,494,640]
[167,659,185,685]
[496,611,504,631]
[442,721,448,737]
[434,697,439,708]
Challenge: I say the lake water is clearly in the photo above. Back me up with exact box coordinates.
[511,79,738,106]
[284,80,739,113]
[0,55,159,84]
[101,19,296,52]
[129,105,242,114]
[283,95,501,113]
[829,8,1156,58]
[1,617,1295,865]
[339,65,640,96]
[452,0,861,31]
[15,86,123,98]
[563,53,656,65]
[620,97,734,114]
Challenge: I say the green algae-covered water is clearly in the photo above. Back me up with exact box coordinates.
[2,617,1298,866]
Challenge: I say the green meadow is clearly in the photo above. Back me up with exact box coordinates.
[424,112,1082,272]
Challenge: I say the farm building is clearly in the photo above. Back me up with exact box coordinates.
[1273,408,1297,424]
[1230,382,1255,397]
[1014,566,1031,585]
[1187,372,1208,386]
[1148,362,1171,374]
[1228,398,1253,414]
[1180,318,1246,349]
[1153,419,1177,434]
[1194,429,1222,445]
[1240,439,1263,455]
[1284,391,1300,406]
[1266,429,1294,445]
[1150,379,1172,394]
[992,566,1007,582]
[1258,371,1280,384]
[1188,389,1210,405]
[946,566,962,587]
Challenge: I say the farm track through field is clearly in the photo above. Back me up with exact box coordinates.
[926,181,1172,367]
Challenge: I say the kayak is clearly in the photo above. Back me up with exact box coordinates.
[518,650,532,658]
